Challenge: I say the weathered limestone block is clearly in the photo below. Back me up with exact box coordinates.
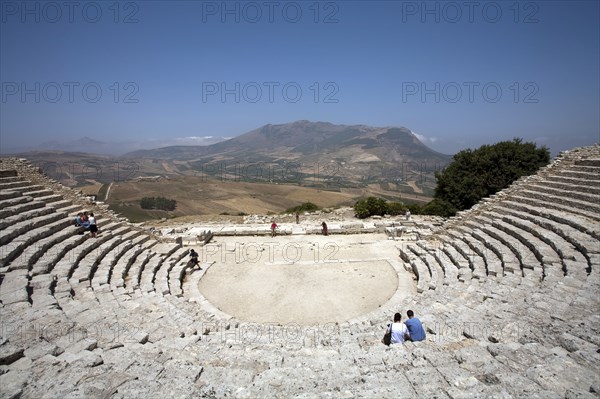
[0,344,24,366]
[23,340,63,361]
[526,355,599,395]
[0,369,31,399]
[404,366,451,397]
[57,349,103,367]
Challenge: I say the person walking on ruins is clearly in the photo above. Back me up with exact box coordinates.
[188,249,200,269]
[321,221,328,236]
[271,221,278,237]
[88,212,98,238]
[405,309,426,342]
[382,312,410,345]
[296,212,300,224]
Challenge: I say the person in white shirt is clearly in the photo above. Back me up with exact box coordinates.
[88,212,98,238]
[383,312,410,345]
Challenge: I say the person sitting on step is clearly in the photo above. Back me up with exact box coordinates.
[74,212,90,230]
[383,312,410,345]
[405,309,426,342]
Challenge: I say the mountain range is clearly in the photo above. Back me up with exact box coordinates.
[123,120,451,186]
[124,120,447,160]
[5,121,452,189]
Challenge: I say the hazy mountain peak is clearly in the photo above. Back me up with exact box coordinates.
[74,137,106,145]
[122,121,450,165]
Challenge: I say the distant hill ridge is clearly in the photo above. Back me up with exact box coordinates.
[122,120,450,165]
[121,120,451,187]
[4,121,451,188]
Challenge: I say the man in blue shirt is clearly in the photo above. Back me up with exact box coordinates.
[405,310,426,342]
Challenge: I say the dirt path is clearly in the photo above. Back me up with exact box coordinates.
[161,162,175,173]
[406,180,423,194]
[104,182,113,200]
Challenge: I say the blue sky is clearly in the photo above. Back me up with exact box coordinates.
[1,0,598,155]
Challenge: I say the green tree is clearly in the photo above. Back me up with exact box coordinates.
[406,203,423,215]
[433,138,550,214]
[140,197,155,210]
[420,198,457,217]
[285,202,319,214]
[386,201,406,216]
[354,197,388,218]
[155,197,176,211]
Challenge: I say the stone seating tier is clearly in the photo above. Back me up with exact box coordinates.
[0,146,598,398]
